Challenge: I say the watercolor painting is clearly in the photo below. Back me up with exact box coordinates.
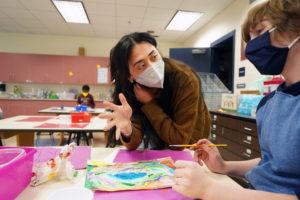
[85,157,176,191]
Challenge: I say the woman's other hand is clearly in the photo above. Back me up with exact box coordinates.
[191,139,227,174]
[99,93,132,140]
[133,83,153,104]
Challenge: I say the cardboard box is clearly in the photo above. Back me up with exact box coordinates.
[221,94,238,113]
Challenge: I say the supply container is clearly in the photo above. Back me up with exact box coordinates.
[0,147,37,200]
[81,105,88,112]
[71,112,91,123]
[221,94,238,113]
[238,95,264,116]
[197,72,229,111]
[75,105,81,112]
[0,148,25,167]
[263,76,284,95]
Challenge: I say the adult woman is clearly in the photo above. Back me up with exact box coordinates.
[100,32,211,150]
[173,0,300,199]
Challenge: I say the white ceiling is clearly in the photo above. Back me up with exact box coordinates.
[0,0,234,42]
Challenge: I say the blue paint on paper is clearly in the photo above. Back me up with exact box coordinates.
[108,172,147,180]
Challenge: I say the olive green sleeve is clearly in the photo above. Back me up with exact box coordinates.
[141,78,200,145]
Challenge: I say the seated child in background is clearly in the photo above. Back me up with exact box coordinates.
[77,85,95,108]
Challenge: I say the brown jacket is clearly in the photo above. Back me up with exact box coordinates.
[121,58,211,149]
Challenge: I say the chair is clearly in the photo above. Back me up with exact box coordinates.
[35,132,55,146]
[67,132,89,146]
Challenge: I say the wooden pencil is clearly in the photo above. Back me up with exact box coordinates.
[169,144,227,147]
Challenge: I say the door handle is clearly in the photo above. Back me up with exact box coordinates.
[244,127,252,131]
[243,140,251,145]
[243,152,251,158]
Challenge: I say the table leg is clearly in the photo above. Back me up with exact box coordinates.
[16,132,34,146]
[57,132,64,146]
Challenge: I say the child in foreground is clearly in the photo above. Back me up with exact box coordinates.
[173,0,300,199]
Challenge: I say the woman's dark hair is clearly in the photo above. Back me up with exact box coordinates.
[82,85,90,91]
[107,32,165,149]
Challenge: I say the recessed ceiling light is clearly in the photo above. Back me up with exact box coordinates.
[166,10,203,31]
[52,0,89,24]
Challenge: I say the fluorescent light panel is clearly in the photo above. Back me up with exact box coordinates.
[166,10,203,31]
[52,0,89,24]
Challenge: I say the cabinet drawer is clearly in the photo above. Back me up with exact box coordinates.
[230,177,251,188]
[211,123,223,135]
[211,113,257,136]
[211,114,241,131]
[223,127,260,152]
[218,147,243,161]
[239,121,257,136]
[211,114,232,127]
[211,134,260,160]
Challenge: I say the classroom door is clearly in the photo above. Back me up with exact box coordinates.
[169,48,211,72]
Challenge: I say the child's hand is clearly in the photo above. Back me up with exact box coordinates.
[172,160,212,199]
[99,93,133,140]
[191,139,227,174]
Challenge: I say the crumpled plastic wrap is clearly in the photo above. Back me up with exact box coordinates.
[31,143,79,186]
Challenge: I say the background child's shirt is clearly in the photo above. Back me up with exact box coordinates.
[77,94,95,108]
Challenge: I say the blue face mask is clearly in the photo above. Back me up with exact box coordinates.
[245,27,300,75]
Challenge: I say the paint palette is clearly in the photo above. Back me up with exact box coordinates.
[85,157,175,191]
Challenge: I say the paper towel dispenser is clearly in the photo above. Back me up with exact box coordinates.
[0,83,6,92]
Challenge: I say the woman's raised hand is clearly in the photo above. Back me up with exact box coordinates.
[99,93,133,140]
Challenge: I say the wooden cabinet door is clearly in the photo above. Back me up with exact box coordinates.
[11,53,31,82]
[7,101,26,118]
[28,54,47,83]
[27,54,63,83]
[79,56,110,84]
[0,100,11,118]
[62,56,81,84]
[43,55,63,83]
[79,56,98,84]
[1,52,110,84]
[0,53,13,82]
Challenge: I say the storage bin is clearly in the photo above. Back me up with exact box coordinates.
[263,76,284,95]
[71,112,91,123]
[0,148,25,168]
[197,72,230,111]
[0,147,37,200]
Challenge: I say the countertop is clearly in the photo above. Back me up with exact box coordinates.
[210,110,256,122]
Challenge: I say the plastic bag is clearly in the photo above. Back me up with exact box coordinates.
[31,143,79,186]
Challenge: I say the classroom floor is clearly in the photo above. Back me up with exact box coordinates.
[1,132,107,147]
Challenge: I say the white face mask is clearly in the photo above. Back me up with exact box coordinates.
[135,59,165,88]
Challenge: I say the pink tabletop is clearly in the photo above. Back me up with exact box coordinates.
[33,146,91,170]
